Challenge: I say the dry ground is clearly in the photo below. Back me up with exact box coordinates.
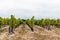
[0,24,60,40]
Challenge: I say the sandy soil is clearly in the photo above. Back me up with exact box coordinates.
[0,24,60,40]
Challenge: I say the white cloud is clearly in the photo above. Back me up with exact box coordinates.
[0,0,60,18]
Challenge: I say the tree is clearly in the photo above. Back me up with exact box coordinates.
[50,19,56,26]
[0,17,3,28]
[55,19,60,28]
[31,16,35,27]
[41,18,51,30]
[9,15,16,33]
[26,16,35,31]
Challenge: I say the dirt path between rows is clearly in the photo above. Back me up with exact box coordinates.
[0,25,60,40]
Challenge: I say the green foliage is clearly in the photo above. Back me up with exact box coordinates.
[26,19,31,26]
[0,15,60,31]
[0,29,4,33]
[0,17,3,25]
[26,16,35,27]
[43,18,50,26]
[3,18,10,25]
[10,15,16,28]
[30,16,35,27]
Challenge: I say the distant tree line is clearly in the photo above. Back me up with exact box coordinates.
[0,15,60,33]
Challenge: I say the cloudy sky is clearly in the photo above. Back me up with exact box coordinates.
[0,0,60,19]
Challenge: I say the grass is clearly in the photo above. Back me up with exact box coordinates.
[0,29,4,33]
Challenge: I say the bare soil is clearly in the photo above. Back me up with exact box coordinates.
[0,24,60,40]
